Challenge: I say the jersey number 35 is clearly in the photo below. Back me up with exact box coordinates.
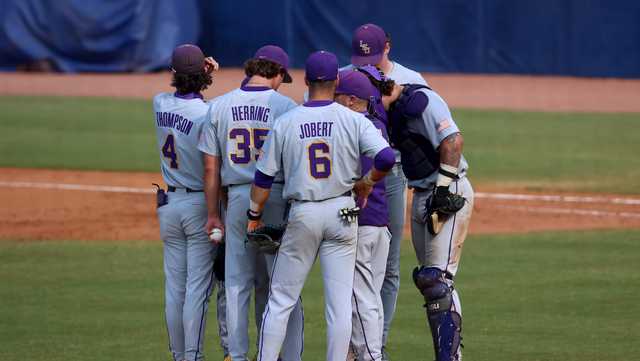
[229,128,269,164]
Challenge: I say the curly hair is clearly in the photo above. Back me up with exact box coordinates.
[171,71,213,94]
[357,68,396,96]
[244,59,285,79]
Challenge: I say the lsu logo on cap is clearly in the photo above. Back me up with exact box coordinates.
[359,40,370,54]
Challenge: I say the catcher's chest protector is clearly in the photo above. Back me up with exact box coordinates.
[388,86,439,181]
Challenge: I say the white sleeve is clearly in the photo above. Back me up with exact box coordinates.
[197,105,220,156]
[256,120,283,176]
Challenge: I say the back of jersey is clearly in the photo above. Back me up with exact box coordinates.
[257,101,389,201]
[154,92,209,190]
[199,86,296,186]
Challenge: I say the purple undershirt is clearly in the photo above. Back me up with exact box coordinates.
[303,100,334,107]
[402,91,428,118]
[174,92,203,100]
[240,84,271,92]
[254,170,274,189]
[359,115,391,227]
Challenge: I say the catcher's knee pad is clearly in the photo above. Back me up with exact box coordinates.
[412,266,452,311]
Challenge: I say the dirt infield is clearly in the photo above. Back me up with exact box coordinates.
[1,168,639,241]
[1,70,640,113]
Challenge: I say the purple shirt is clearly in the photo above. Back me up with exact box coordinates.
[358,113,389,227]
[370,87,388,127]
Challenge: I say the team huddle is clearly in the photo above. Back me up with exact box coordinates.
[153,23,474,361]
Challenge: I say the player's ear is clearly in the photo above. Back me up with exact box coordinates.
[304,77,309,86]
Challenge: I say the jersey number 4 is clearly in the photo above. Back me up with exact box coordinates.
[308,142,331,179]
[229,128,268,164]
[162,134,178,169]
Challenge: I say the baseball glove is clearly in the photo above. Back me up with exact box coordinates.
[245,224,287,254]
[427,186,466,235]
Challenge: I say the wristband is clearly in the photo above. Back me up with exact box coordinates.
[249,199,261,213]
[247,209,262,221]
[436,163,458,187]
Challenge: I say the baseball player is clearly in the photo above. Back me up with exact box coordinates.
[198,45,304,361]
[246,50,395,361]
[153,44,225,361]
[348,23,428,359]
[334,68,391,361]
[383,82,473,361]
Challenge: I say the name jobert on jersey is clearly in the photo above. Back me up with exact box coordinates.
[299,121,333,139]
[231,105,271,122]
[156,111,195,135]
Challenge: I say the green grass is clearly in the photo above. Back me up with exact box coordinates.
[0,96,157,171]
[1,96,639,193]
[1,230,639,361]
[454,109,640,193]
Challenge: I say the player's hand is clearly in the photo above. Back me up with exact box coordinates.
[353,179,374,209]
[206,216,225,237]
[247,219,263,233]
[204,57,219,74]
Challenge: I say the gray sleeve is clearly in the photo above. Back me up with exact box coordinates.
[255,121,283,177]
[423,93,460,149]
[197,106,220,156]
[284,98,297,112]
[413,71,428,86]
[358,115,390,158]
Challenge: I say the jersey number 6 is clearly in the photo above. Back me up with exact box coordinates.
[229,128,269,164]
[308,142,331,179]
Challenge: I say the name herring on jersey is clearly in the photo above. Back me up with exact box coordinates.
[198,86,297,187]
[256,101,390,202]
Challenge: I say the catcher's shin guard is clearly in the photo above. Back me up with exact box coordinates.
[413,266,462,361]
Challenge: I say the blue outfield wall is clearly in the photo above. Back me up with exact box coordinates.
[1,0,639,77]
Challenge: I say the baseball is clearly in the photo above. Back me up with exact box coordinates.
[209,228,223,242]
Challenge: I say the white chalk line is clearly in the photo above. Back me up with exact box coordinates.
[1,181,640,219]
[475,192,640,206]
[0,181,154,194]
[494,205,640,219]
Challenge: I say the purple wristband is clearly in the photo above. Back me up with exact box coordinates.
[374,147,395,172]
[254,170,275,189]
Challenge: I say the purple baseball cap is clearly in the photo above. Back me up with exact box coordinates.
[351,23,387,66]
[305,50,338,81]
[357,64,385,82]
[171,44,205,74]
[335,69,376,100]
[254,45,292,83]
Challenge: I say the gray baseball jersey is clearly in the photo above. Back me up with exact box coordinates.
[256,101,390,201]
[386,61,427,85]
[198,87,297,186]
[408,88,468,189]
[154,92,209,190]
